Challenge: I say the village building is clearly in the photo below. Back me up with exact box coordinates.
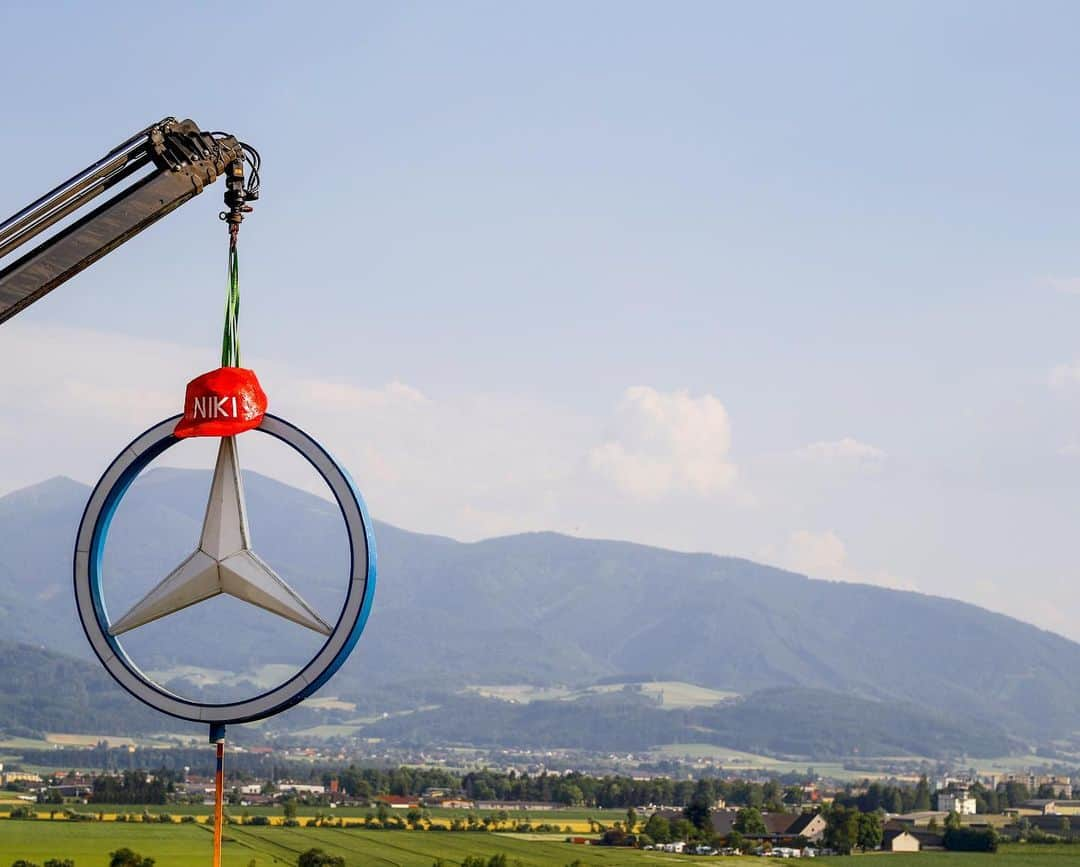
[278,783,326,795]
[937,787,977,815]
[883,828,921,852]
[378,795,420,809]
[1020,799,1058,815]
[668,809,828,845]
[474,800,560,811]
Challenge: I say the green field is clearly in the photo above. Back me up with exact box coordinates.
[874,849,1080,866]
[464,681,737,710]
[37,806,627,824]
[3,822,1077,867]
[647,743,947,782]
[0,732,199,751]
[0,822,699,865]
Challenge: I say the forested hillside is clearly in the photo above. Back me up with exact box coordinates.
[1,472,1077,752]
[362,687,1015,757]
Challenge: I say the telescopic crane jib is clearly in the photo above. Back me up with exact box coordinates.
[0,117,260,324]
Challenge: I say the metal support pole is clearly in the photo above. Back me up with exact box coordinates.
[210,723,226,867]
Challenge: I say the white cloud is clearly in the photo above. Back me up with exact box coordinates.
[1050,362,1080,387]
[784,529,849,577]
[589,386,737,499]
[301,379,428,409]
[769,529,914,591]
[797,437,885,463]
[0,322,585,542]
[1048,276,1080,295]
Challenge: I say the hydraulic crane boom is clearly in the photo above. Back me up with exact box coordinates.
[0,117,258,324]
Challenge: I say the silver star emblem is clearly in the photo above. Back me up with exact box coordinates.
[109,437,332,637]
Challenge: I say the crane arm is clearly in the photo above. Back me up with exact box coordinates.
[0,117,257,325]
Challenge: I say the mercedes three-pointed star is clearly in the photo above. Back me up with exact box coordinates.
[108,437,331,637]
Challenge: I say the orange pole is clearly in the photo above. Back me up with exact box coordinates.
[212,727,225,867]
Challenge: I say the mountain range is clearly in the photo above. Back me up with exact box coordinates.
[2,470,1079,757]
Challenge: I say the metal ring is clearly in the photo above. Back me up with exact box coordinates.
[73,414,377,725]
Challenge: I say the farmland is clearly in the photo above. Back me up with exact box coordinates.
[1,820,1077,867]
[0,821,692,865]
[464,681,738,711]
[0,805,624,836]
[1,805,627,823]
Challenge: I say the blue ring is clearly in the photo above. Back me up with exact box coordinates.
[74,414,377,725]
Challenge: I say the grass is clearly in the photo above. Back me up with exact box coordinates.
[44,733,138,748]
[1,804,626,833]
[463,681,737,710]
[282,724,363,739]
[0,821,706,865]
[0,736,53,750]
[0,731,202,752]
[4,821,1080,866]
[633,681,739,709]
[864,846,1080,865]
[649,743,935,781]
[0,822,216,866]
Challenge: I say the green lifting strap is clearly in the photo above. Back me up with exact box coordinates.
[221,244,241,368]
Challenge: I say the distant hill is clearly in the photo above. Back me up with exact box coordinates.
[2,472,1079,753]
[0,640,187,737]
[363,687,1015,758]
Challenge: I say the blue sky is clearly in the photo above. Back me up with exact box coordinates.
[4,2,1080,637]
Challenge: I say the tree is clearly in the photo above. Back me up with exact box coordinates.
[297,850,345,867]
[670,817,695,841]
[824,805,859,855]
[945,810,961,831]
[684,791,712,836]
[913,776,931,812]
[943,827,998,852]
[12,861,40,867]
[44,861,74,867]
[643,813,671,844]
[1003,781,1030,808]
[762,780,783,811]
[857,811,883,851]
[625,806,638,833]
[727,830,745,851]
[406,807,423,830]
[282,798,298,821]
[556,783,584,806]
[733,806,767,835]
[109,849,155,867]
[599,827,629,847]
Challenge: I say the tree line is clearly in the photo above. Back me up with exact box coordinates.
[90,770,178,805]
[331,766,806,809]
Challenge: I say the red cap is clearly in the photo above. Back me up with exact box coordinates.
[174,367,268,438]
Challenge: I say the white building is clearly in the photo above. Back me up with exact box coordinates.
[937,789,977,815]
[278,783,325,795]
